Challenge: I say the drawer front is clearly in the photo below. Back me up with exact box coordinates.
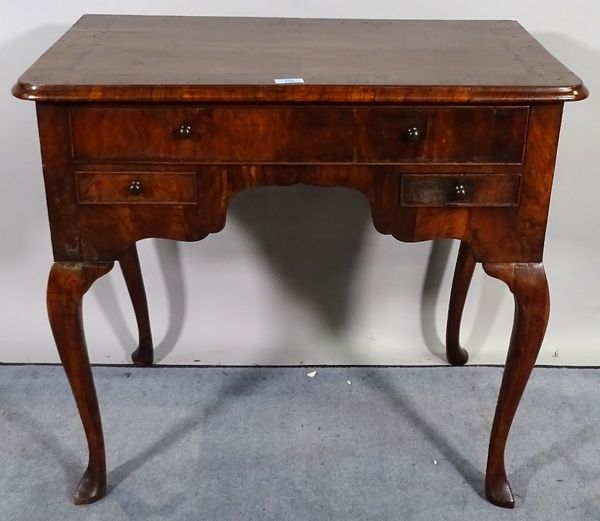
[77,171,197,204]
[400,174,521,207]
[71,106,355,163]
[356,107,528,163]
[70,106,528,164]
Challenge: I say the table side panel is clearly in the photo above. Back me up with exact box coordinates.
[37,104,82,259]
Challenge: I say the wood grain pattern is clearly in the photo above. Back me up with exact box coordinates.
[394,104,565,263]
[13,16,587,103]
[76,171,197,204]
[400,174,521,207]
[354,106,528,164]
[70,105,528,164]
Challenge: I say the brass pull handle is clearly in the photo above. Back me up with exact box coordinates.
[176,122,193,139]
[128,180,143,196]
[450,183,467,202]
[405,126,422,143]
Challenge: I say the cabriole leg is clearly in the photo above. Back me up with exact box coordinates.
[445,241,476,365]
[47,261,114,504]
[481,262,549,508]
[119,244,154,366]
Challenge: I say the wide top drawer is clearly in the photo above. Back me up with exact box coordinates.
[70,105,528,164]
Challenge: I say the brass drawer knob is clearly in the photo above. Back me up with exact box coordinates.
[128,180,143,195]
[176,122,193,139]
[405,126,422,142]
[450,183,467,202]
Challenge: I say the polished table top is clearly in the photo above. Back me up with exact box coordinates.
[13,15,586,103]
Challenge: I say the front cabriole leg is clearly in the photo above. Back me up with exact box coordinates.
[481,262,549,508]
[47,261,114,504]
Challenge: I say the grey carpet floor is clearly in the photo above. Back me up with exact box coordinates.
[0,365,599,521]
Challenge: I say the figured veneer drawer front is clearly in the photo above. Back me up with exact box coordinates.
[356,107,528,163]
[76,172,197,204]
[70,106,355,163]
[69,106,528,164]
[400,174,521,207]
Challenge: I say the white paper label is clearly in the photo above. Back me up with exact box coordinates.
[274,78,305,85]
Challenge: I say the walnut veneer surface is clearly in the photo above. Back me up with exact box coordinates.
[12,15,587,509]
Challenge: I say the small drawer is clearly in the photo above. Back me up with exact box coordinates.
[400,174,521,207]
[76,171,197,204]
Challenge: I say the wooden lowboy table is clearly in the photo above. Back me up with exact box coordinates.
[13,15,587,508]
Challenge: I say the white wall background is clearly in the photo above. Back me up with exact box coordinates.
[1,1,598,366]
